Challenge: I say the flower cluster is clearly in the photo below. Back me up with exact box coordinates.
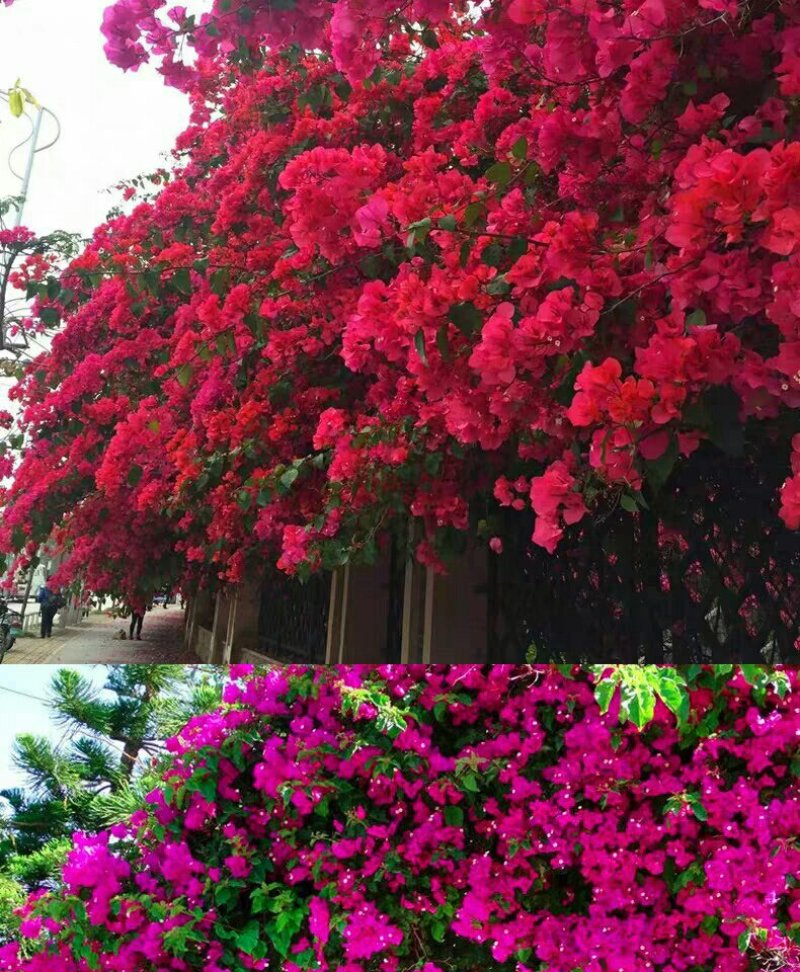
[0,0,799,600]
[3,665,799,972]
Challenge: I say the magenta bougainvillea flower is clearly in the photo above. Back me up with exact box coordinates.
[2,665,799,972]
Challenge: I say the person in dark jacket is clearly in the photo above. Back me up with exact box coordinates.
[36,576,59,639]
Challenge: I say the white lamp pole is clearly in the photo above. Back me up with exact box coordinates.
[11,104,45,228]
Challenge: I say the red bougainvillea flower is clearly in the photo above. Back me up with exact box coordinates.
[0,0,798,601]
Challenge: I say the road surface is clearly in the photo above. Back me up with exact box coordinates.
[3,605,196,664]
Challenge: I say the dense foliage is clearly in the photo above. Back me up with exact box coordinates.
[2,664,799,972]
[0,0,798,610]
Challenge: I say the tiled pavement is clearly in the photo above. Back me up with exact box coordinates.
[3,605,197,664]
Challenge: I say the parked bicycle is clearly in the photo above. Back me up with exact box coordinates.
[0,598,23,663]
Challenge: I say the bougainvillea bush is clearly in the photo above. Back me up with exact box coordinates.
[0,0,799,617]
[2,664,800,972]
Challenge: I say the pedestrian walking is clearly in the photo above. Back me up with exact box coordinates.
[36,575,61,639]
[128,603,145,640]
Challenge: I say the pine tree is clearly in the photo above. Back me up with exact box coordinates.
[0,665,223,935]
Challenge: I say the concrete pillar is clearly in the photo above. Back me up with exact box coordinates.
[184,598,197,651]
[325,570,346,664]
[325,541,489,663]
[401,554,429,662]
[186,589,216,659]
[209,592,233,663]
[224,573,263,662]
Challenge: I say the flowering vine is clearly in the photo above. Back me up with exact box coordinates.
[2,664,799,972]
[0,0,798,605]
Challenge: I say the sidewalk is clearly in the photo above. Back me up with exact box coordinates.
[3,605,197,664]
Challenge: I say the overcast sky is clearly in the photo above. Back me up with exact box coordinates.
[0,665,109,790]
[0,0,195,406]
[0,0,192,238]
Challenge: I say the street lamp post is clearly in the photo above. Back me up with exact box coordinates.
[0,99,59,608]
[11,103,44,228]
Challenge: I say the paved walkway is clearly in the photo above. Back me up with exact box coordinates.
[4,605,197,664]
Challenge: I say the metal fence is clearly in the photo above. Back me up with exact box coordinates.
[250,441,799,663]
[258,566,331,663]
[488,442,800,662]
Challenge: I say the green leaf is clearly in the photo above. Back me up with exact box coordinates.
[481,243,503,267]
[436,325,450,362]
[770,672,790,698]
[463,201,484,227]
[685,308,706,327]
[216,332,235,355]
[420,26,439,48]
[739,664,763,685]
[486,274,510,296]
[688,795,708,822]
[546,276,579,294]
[171,267,192,296]
[438,214,457,231]
[443,805,464,827]
[267,907,306,957]
[414,329,427,364]
[485,161,512,190]
[671,860,703,891]
[139,269,160,295]
[461,772,479,793]
[210,267,230,295]
[448,301,482,336]
[646,438,678,494]
[280,468,299,490]
[195,773,217,802]
[738,931,751,954]
[507,235,528,262]
[127,465,143,487]
[622,684,656,728]
[511,136,528,160]
[176,364,193,388]
[656,675,689,724]
[594,678,617,714]
[620,494,638,514]
[237,920,261,956]
[8,89,25,118]
[406,218,432,249]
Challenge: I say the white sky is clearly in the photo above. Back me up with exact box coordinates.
[0,0,195,407]
[0,665,109,790]
[0,0,192,238]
